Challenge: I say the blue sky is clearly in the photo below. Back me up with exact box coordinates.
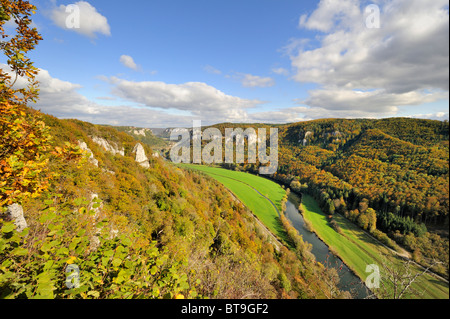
[2,0,449,127]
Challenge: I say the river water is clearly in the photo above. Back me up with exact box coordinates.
[284,192,371,299]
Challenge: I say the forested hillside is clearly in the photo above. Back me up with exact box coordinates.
[214,118,449,278]
[1,108,346,299]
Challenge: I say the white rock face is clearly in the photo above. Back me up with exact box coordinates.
[6,204,27,232]
[132,143,150,168]
[91,136,124,156]
[78,140,99,167]
[132,128,148,136]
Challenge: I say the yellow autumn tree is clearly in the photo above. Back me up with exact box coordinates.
[0,0,50,206]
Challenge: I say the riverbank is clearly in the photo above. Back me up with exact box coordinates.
[285,193,371,299]
[298,193,449,299]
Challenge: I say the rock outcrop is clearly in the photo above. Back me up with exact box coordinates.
[132,143,150,169]
[5,204,28,232]
[91,136,124,156]
[130,128,149,136]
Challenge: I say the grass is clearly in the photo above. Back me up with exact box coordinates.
[179,164,287,241]
[300,193,449,299]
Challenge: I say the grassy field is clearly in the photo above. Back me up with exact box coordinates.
[300,193,449,299]
[179,164,286,241]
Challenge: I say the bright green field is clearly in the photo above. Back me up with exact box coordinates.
[300,193,449,299]
[179,164,286,240]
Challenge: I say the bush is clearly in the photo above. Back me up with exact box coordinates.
[329,219,343,235]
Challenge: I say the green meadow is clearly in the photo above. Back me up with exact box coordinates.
[300,193,449,299]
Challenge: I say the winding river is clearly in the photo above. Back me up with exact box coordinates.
[284,192,371,299]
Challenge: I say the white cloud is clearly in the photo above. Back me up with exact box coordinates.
[237,73,275,88]
[120,55,139,71]
[290,0,449,117]
[409,112,449,121]
[1,63,197,127]
[203,65,222,75]
[299,0,361,32]
[302,88,448,114]
[272,68,289,76]
[51,1,111,38]
[108,77,263,121]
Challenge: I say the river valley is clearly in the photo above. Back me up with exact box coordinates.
[284,192,371,299]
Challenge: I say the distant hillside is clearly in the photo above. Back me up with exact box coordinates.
[106,125,170,149]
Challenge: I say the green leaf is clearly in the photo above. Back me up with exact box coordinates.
[112,258,122,268]
[56,246,69,256]
[87,290,100,298]
[101,257,110,267]
[1,223,16,233]
[104,249,114,258]
[121,237,132,247]
[40,242,52,252]
[77,229,86,237]
[11,247,28,256]
[150,266,158,276]
[2,259,13,269]
[34,272,55,299]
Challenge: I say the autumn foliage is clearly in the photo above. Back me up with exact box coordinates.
[0,1,51,206]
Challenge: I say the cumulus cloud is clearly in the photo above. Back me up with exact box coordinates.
[107,77,263,121]
[299,0,361,32]
[50,1,111,38]
[119,55,139,71]
[237,73,275,88]
[1,63,189,126]
[290,0,449,117]
[3,62,269,126]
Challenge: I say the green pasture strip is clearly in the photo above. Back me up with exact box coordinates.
[301,193,449,299]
